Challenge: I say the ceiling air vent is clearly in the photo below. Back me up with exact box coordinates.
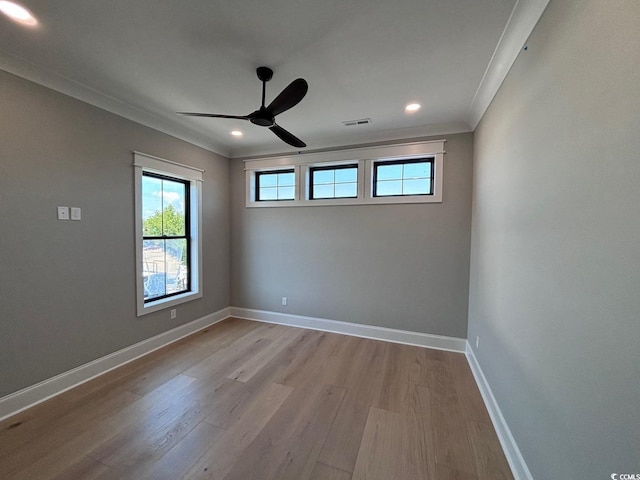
[342,118,372,127]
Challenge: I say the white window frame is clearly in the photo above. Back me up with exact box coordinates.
[133,152,203,316]
[245,140,444,207]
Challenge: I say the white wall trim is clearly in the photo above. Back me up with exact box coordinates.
[230,307,467,353]
[466,343,534,480]
[466,0,550,129]
[0,307,231,422]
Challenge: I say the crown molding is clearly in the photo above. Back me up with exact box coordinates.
[466,0,551,129]
[0,48,230,157]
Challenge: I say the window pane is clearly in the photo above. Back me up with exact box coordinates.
[335,167,357,183]
[404,162,431,179]
[142,176,163,236]
[376,164,402,181]
[259,187,278,200]
[314,185,334,199]
[335,183,357,198]
[278,172,295,187]
[403,178,431,195]
[258,174,277,187]
[142,175,187,237]
[143,239,166,300]
[165,239,188,294]
[376,180,403,196]
[313,170,334,184]
[162,179,186,236]
[277,186,295,199]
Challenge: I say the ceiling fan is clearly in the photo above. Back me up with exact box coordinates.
[178,66,308,148]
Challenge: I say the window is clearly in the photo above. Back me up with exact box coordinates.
[256,169,295,201]
[142,172,190,302]
[245,140,444,207]
[310,164,358,199]
[373,158,434,197]
[134,152,203,316]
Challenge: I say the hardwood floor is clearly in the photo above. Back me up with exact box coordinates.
[0,318,513,479]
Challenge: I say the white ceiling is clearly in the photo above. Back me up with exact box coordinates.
[0,0,549,158]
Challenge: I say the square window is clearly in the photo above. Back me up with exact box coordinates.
[256,170,296,201]
[373,158,434,197]
[310,165,358,200]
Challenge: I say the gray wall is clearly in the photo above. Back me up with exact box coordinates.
[468,0,640,478]
[0,70,230,398]
[230,133,474,338]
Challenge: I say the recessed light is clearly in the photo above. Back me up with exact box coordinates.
[0,1,38,26]
[405,103,421,113]
[230,130,243,137]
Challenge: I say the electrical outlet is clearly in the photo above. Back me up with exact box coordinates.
[476,336,480,349]
[170,309,176,319]
[281,297,288,306]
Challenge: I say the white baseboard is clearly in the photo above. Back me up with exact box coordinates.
[1,304,530,480]
[465,343,533,480]
[0,307,231,422]
[230,307,467,353]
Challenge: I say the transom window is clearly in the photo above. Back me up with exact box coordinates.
[310,164,358,199]
[373,158,434,197]
[244,140,445,206]
[256,169,295,201]
[142,172,190,302]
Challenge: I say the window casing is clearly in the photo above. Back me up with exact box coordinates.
[134,152,203,316]
[245,140,444,207]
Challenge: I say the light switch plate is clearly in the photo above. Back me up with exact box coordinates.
[70,207,81,221]
[57,206,69,220]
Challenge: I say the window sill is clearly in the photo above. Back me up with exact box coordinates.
[246,194,442,208]
[137,290,202,317]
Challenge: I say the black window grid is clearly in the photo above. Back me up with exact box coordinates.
[372,157,434,197]
[309,164,359,200]
[255,169,296,201]
[142,172,191,302]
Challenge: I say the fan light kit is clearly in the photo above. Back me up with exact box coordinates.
[0,1,37,26]
[178,66,308,148]
[405,103,421,113]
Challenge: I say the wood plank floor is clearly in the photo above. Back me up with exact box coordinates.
[0,318,513,480]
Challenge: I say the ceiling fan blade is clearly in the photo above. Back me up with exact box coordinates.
[177,112,249,120]
[269,124,306,148]
[266,78,308,117]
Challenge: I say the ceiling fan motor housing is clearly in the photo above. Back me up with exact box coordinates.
[249,107,275,127]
